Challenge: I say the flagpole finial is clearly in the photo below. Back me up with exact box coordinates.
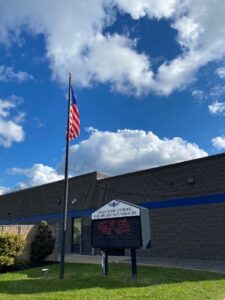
[69,72,72,77]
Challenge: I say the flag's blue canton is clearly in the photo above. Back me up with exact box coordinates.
[71,87,77,105]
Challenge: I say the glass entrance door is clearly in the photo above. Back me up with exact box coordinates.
[72,217,81,253]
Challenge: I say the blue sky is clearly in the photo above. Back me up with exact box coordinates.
[1,0,225,193]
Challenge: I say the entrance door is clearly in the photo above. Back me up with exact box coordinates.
[72,217,81,253]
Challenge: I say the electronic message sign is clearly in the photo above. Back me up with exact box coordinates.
[92,216,142,249]
[91,200,151,250]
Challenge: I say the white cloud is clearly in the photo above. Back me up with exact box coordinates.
[13,111,26,124]
[10,164,63,188]
[0,65,33,82]
[210,85,225,99]
[115,0,225,95]
[32,117,45,128]
[0,99,15,117]
[0,98,25,147]
[114,0,178,20]
[51,33,154,96]
[216,67,225,79]
[0,186,11,195]
[5,128,207,190]
[212,136,225,149]
[0,120,24,147]
[208,101,225,115]
[66,128,208,176]
[0,1,225,95]
[192,89,207,101]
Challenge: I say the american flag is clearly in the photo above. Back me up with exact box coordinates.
[69,87,80,141]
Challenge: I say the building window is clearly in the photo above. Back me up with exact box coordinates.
[72,218,81,253]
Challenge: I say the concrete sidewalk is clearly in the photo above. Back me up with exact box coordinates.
[65,254,225,274]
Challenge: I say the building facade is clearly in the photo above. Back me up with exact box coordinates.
[1,153,225,260]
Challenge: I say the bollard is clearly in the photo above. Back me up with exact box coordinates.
[42,268,49,278]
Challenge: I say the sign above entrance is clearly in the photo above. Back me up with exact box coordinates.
[91,200,140,220]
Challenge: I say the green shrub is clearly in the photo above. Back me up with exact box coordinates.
[0,234,25,268]
[30,221,55,262]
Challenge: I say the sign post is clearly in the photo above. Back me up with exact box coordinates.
[131,249,137,280]
[101,250,109,276]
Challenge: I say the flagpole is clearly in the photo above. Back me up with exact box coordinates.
[59,72,72,279]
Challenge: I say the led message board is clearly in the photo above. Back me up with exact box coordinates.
[92,216,142,249]
[91,200,151,250]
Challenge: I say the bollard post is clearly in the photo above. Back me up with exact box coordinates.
[42,268,49,278]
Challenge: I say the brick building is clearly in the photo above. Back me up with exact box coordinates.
[1,153,225,260]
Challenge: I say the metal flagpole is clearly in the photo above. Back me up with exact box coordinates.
[59,72,72,279]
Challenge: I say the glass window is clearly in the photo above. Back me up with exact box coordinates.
[72,218,81,244]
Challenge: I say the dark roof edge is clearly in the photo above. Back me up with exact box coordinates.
[98,152,225,182]
[1,152,225,197]
[0,171,100,198]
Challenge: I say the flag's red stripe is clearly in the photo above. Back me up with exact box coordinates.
[71,105,79,120]
[67,88,80,142]
[70,108,80,133]
[70,109,80,126]
[70,122,79,137]
[70,119,80,133]
[69,108,80,140]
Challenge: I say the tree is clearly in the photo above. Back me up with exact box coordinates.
[30,221,55,262]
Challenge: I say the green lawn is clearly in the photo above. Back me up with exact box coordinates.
[0,263,225,300]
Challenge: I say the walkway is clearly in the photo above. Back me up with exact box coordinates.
[65,254,225,274]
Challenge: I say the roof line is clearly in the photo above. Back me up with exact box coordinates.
[98,153,225,182]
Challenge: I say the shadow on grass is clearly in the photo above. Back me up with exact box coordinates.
[0,263,225,295]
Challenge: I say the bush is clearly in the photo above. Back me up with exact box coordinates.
[0,234,25,268]
[30,221,55,262]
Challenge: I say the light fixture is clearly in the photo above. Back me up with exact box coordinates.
[187,178,195,184]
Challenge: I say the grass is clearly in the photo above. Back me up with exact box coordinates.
[0,262,225,300]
